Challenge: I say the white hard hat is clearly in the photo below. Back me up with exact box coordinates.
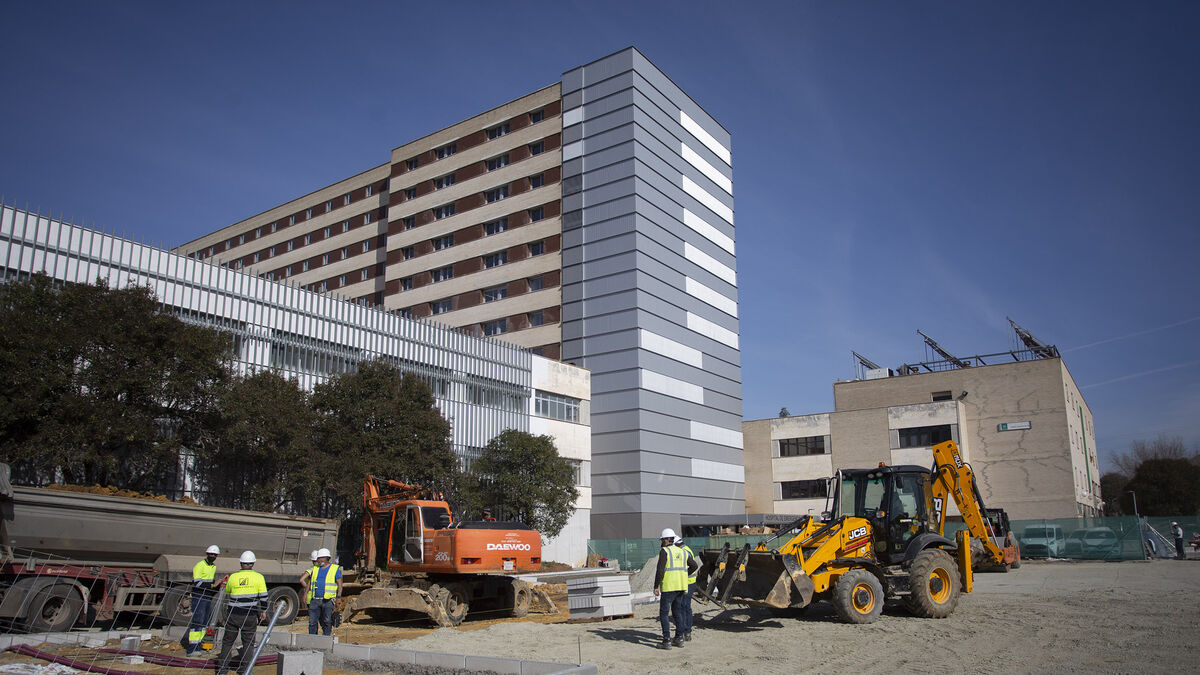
[660,528,677,540]
[239,551,256,564]
[311,550,320,561]
[317,548,331,559]
[206,545,220,555]
[674,536,683,545]
[1173,522,1179,526]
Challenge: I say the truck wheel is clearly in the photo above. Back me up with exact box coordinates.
[160,586,193,626]
[26,584,84,633]
[267,587,301,625]
[507,581,532,618]
[905,549,961,618]
[831,570,883,624]
[441,584,470,625]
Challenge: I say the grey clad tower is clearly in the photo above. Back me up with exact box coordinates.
[559,49,744,538]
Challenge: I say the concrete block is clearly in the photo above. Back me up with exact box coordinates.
[84,638,106,648]
[291,634,335,651]
[464,655,524,673]
[413,650,467,669]
[47,633,84,645]
[0,636,13,650]
[266,631,294,647]
[331,643,371,660]
[521,662,593,675]
[369,647,414,664]
[122,632,152,640]
[121,656,144,665]
[120,636,141,650]
[277,650,323,675]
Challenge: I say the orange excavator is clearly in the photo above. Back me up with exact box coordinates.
[347,476,546,626]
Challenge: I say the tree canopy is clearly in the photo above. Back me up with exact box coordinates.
[1104,435,1200,516]
[466,429,579,538]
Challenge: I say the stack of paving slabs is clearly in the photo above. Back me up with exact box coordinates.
[567,575,632,620]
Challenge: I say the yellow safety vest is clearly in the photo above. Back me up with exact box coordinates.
[192,559,216,587]
[680,545,698,585]
[226,569,268,610]
[661,546,688,592]
[306,564,340,601]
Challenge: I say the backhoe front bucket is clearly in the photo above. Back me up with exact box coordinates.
[697,548,814,610]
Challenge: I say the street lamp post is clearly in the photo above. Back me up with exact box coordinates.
[1128,490,1139,520]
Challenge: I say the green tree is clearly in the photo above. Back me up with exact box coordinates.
[1122,458,1200,516]
[467,430,579,538]
[1099,472,1130,516]
[310,360,458,508]
[195,370,319,512]
[0,274,231,489]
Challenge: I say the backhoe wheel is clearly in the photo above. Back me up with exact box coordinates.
[441,584,470,625]
[832,570,884,624]
[905,549,961,618]
[507,581,532,618]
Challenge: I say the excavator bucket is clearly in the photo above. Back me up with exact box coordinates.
[696,545,814,610]
[346,586,458,627]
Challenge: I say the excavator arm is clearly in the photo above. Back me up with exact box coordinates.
[928,441,1014,566]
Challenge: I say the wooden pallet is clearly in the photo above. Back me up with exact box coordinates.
[567,612,634,624]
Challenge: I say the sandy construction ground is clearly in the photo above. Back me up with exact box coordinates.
[357,559,1200,674]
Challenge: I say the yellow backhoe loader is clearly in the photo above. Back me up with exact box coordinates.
[696,440,1018,623]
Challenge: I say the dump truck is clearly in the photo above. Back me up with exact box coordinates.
[696,440,1018,624]
[346,476,544,627]
[0,480,336,632]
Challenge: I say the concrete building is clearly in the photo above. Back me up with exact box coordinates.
[744,345,1100,521]
[175,47,744,539]
[0,204,591,565]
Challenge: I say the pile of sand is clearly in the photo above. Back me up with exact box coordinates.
[43,483,198,504]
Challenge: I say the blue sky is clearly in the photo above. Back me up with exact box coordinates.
[3,2,1198,469]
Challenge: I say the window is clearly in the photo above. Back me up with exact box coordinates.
[366,184,374,197]
[485,217,508,236]
[360,269,369,281]
[285,266,292,277]
[483,285,507,302]
[363,239,371,252]
[270,221,278,233]
[234,260,243,270]
[431,298,452,314]
[339,274,347,286]
[433,234,454,250]
[405,188,417,200]
[302,260,310,272]
[931,391,953,402]
[780,479,828,500]
[306,208,313,219]
[406,158,419,171]
[318,281,327,292]
[482,319,507,336]
[402,246,415,260]
[325,200,333,212]
[434,203,455,219]
[266,272,275,281]
[343,193,351,205]
[255,226,262,238]
[487,123,509,140]
[287,241,295,252]
[529,109,545,123]
[528,241,545,256]
[431,266,453,282]
[268,246,276,257]
[398,308,412,319]
[341,247,349,260]
[779,436,826,457]
[534,390,580,422]
[324,226,332,238]
[528,141,544,155]
[304,234,311,245]
[289,215,296,225]
[898,424,954,448]
[252,253,259,263]
[364,211,373,224]
[528,206,545,222]
[400,217,414,230]
[529,173,545,188]
[485,186,508,203]
[527,276,544,291]
[400,277,413,291]
[208,246,214,256]
[322,253,330,265]
[528,311,544,326]
[342,220,350,232]
[484,251,507,268]
[435,173,456,190]
[436,143,457,159]
[486,154,509,171]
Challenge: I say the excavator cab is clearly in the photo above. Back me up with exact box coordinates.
[832,466,934,565]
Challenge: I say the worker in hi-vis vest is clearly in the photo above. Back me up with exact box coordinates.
[299,547,342,635]
[674,536,700,642]
[183,545,222,655]
[215,551,268,675]
[653,528,697,649]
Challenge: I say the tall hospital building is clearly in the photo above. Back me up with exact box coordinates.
[176,48,745,538]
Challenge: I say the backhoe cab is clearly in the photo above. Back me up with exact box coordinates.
[697,440,1009,624]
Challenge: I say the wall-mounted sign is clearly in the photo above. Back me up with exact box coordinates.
[998,421,1032,432]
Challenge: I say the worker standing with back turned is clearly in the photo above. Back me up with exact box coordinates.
[183,545,222,655]
[652,528,696,649]
[674,536,699,641]
[215,551,267,675]
[300,548,342,635]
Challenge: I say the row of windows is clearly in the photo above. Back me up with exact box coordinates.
[780,479,829,500]
[534,390,581,423]
[398,233,550,275]
[201,182,386,258]
[779,436,827,457]
[396,108,547,174]
[210,211,381,269]
[257,236,377,279]
[268,264,377,293]
[898,424,953,448]
[407,274,546,306]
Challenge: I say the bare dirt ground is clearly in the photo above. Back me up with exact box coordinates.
[2,560,1196,674]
